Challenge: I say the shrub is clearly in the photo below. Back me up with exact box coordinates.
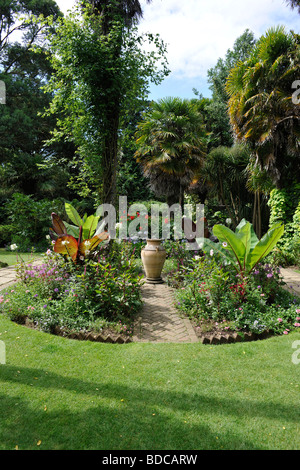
[171,253,300,337]
[0,224,14,247]
[5,193,64,251]
[267,185,300,266]
[1,242,144,336]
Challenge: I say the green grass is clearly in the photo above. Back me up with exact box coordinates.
[0,248,42,266]
[0,315,299,450]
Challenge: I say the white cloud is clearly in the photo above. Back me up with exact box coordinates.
[54,0,299,98]
[57,0,77,15]
[138,0,299,79]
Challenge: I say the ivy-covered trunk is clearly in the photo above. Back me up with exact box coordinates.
[102,104,120,206]
[93,2,123,206]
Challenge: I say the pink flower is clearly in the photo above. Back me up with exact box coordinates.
[283,330,288,335]
[296,309,300,314]
[277,318,283,322]
[294,323,300,327]
[296,317,300,321]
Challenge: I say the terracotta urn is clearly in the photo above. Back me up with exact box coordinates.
[141,239,166,284]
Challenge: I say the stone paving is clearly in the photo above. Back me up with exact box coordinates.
[132,280,199,343]
[0,262,300,343]
[280,267,300,296]
[0,265,19,290]
[0,259,42,291]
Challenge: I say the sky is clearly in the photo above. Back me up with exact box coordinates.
[56,0,299,101]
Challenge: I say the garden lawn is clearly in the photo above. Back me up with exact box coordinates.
[0,315,299,450]
[0,249,42,266]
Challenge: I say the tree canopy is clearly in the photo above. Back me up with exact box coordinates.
[226,26,300,187]
[134,97,207,206]
[43,1,169,204]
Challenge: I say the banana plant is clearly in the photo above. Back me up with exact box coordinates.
[63,202,101,240]
[197,219,284,276]
[50,207,109,262]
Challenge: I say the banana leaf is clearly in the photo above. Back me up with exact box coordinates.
[246,223,284,272]
[197,219,284,275]
[51,212,68,236]
[65,202,83,227]
[78,231,109,256]
[54,235,78,261]
[82,214,100,240]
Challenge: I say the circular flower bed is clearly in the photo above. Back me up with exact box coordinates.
[166,254,300,341]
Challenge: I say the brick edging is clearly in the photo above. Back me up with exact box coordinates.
[198,329,273,345]
[24,319,133,344]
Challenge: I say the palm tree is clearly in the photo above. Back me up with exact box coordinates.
[86,0,151,27]
[134,97,207,207]
[226,26,300,188]
[285,0,300,14]
[202,144,252,228]
[82,0,153,205]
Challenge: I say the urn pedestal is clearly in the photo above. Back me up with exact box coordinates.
[141,239,166,284]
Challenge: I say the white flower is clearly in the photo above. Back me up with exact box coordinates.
[10,244,18,251]
[225,218,232,225]
[46,234,50,240]
[115,222,122,229]
[61,240,70,246]
[194,255,200,260]
[222,242,228,248]
[210,249,214,256]
[46,249,52,256]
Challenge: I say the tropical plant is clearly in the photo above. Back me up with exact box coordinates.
[285,0,300,14]
[202,144,252,228]
[50,204,109,262]
[198,219,284,277]
[134,97,207,207]
[226,26,300,187]
[203,29,256,149]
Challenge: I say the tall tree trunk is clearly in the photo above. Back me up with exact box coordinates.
[252,190,262,238]
[90,2,123,206]
[179,184,184,210]
[102,105,120,206]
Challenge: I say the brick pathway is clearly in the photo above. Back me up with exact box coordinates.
[132,281,199,343]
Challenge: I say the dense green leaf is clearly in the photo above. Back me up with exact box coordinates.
[65,202,83,227]
[247,224,285,271]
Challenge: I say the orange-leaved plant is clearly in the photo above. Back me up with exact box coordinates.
[50,210,109,262]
